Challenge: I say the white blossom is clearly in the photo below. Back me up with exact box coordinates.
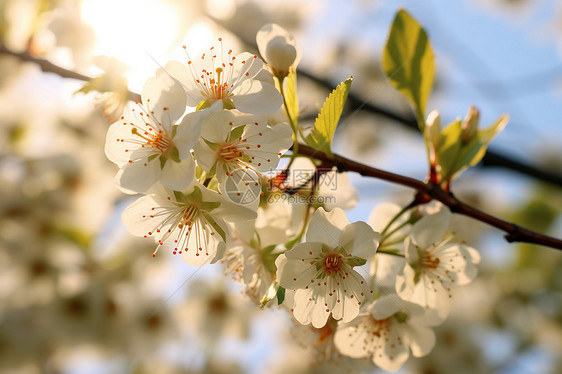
[334,294,439,371]
[121,181,256,267]
[193,109,292,202]
[276,208,379,328]
[165,39,282,114]
[105,72,200,193]
[395,207,481,322]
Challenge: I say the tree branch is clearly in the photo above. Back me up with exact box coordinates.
[297,143,562,251]
[217,22,562,188]
[2,43,560,251]
[0,43,141,102]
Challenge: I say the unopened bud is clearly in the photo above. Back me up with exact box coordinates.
[257,24,301,78]
[424,110,441,148]
[266,38,297,76]
[461,105,479,143]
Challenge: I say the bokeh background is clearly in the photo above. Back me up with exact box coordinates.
[0,0,561,373]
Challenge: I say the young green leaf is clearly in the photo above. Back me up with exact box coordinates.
[284,69,299,126]
[382,9,435,130]
[436,119,462,181]
[305,76,353,158]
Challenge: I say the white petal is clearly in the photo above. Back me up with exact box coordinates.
[292,288,330,328]
[433,242,472,284]
[338,220,379,259]
[256,23,301,68]
[163,60,201,106]
[209,190,257,222]
[121,193,179,239]
[174,111,204,159]
[320,172,359,211]
[403,324,436,357]
[193,138,217,173]
[462,243,481,264]
[105,119,135,167]
[411,208,452,249]
[116,158,160,193]
[371,253,406,291]
[305,207,348,248]
[374,323,410,371]
[234,52,264,79]
[217,168,261,211]
[367,203,409,238]
[198,110,238,142]
[404,236,420,265]
[368,294,408,320]
[233,80,282,115]
[142,73,187,125]
[333,313,374,358]
[160,156,195,191]
[275,250,319,290]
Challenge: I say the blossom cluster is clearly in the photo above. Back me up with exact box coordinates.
[105,24,483,372]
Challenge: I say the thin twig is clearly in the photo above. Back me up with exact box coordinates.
[2,43,561,251]
[297,144,562,251]
[0,43,141,102]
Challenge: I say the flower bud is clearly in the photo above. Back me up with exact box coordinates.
[424,110,441,149]
[257,23,301,78]
[461,105,479,143]
[265,38,297,75]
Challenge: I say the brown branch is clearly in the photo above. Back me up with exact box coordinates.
[215,20,562,188]
[2,43,561,251]
[0,43,141,102]
[297,144,562,251]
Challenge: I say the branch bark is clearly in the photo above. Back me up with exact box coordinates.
[2,43,561,251]
[297,143,562,251]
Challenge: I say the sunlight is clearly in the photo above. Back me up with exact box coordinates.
[81,0,179,88]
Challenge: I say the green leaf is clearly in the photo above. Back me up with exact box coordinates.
[159,155,167,169]
[228,125,246,142]
[345,256,367,267]
[196,99,213,111]
[222,99,236,110]
[437,114,509,181]
[203,213,226,241]
[276,286,286,305]
[305,76,353,158]
[284,69,299,125]
[382,9,435,129]
[469,114,509,167]
[201,200,221,212]
[203,138,221,151]
[436,119,462,180]
[169,147,181,163]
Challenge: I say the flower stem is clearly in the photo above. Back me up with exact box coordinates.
[277,76,299,168]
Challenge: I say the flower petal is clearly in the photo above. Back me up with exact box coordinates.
[411,208,452,249]
[160,156,195,191]
[403,324,436,357]
[233,80,282,115]
[305,207,348,249]
[116,157,160,193]
[338,220,379,259]
[333,313,374,358]
[142,72,187,126]
[163,60,201,107]
[374,324,410,371]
